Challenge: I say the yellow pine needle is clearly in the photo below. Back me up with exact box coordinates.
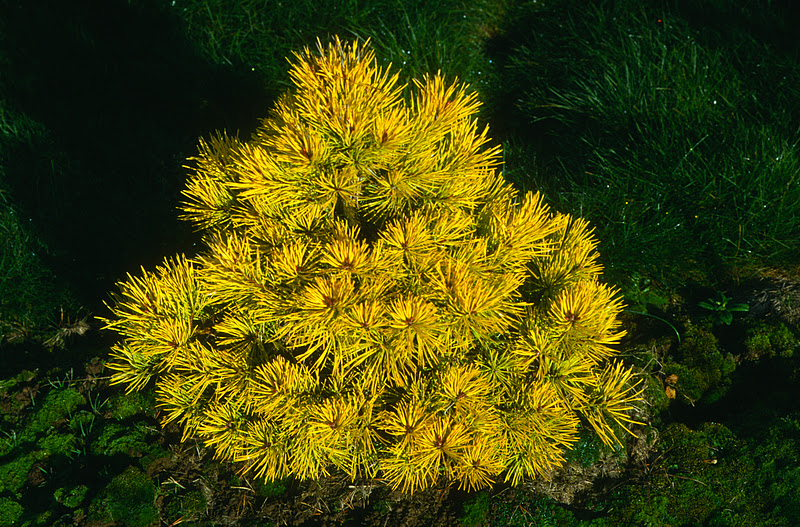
[537,354,595,406]
[251,357,312,418]
[455,438,505,491]
[269,240,318,283]
[278,275,356,368]
[235,418,290,482]
[180,131,241,231]
[581,361,644,446]
[380,449,431,494]
[380,399,430,451]
[411,74,481,141]
[548,280,626,360]
[321,228,371,274]
[196,400,248,460]
[155,373,212,441]
[416,417,471,479]
[436,365,491,416]
[386,296,441,367]
[105,343,161,393]
[476,347,524,397]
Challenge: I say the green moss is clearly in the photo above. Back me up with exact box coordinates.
[491,494,576,527]
[253,477,287,498]
[108,389,155,420]
[37,431,78,457]
[104,466,159,527]
[67,410,95,436]
[0,370,37,394]
[140,445,170,472]
[54,484,88,508]
[594,417,800,526]
[564,429,603,468]
[665,320,736,404]
[0,496,23,525]
[373,499,391,516]
[459,491,491,527]
[28,387,85,434]
[745,321,798,359]
[640,374,670,415]
[35,509,55,525]
[661,422,736,474]
[91,421,158,457]
[0,452,36,493]
[751,416,800,521]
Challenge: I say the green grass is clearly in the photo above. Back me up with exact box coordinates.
[172,0,505,91]
[0,178,75,343]
[491,0,800,288]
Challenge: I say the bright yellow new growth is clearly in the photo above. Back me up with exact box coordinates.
[103,37,641,495]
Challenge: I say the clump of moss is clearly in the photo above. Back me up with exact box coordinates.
[54,484,88,508]
[68,410,96,435]
[253,477,287,499]
[744,320,798,360]
[0,451,39,493]
[0,496,23,525]
[28,387,85,434]
[664,320,737,405]
[564,429,603,469]
[108,389,155,420]
[459,491,491,527]
[90,466,159,527]
[37,430,79,457]
[598,416,800,526]
[91,421,158,457]
[0,369,37,394]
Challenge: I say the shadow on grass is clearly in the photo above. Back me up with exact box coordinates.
[0,0,274,310]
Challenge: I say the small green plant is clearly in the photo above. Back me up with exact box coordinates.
[698,292,749,326]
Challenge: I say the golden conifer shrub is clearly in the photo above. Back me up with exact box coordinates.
[101,37,641,493]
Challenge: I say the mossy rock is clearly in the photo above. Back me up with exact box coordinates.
[0,496,24,525]
[0,369,37,394]
[37,430,79,457]
[665,320,736,404]
[92,421,158,457]
[564,429,603,468]
[744,320,798,360]
[28,387,85,434]
[67,410,95,435]
[660,422,736,474]
[640,373,670,414]
[0,452,37,493]
[91,466,159,527]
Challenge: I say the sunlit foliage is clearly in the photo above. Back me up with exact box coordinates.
[101,37,640,493]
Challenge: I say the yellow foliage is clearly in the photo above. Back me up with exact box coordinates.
[101,37,641,493]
